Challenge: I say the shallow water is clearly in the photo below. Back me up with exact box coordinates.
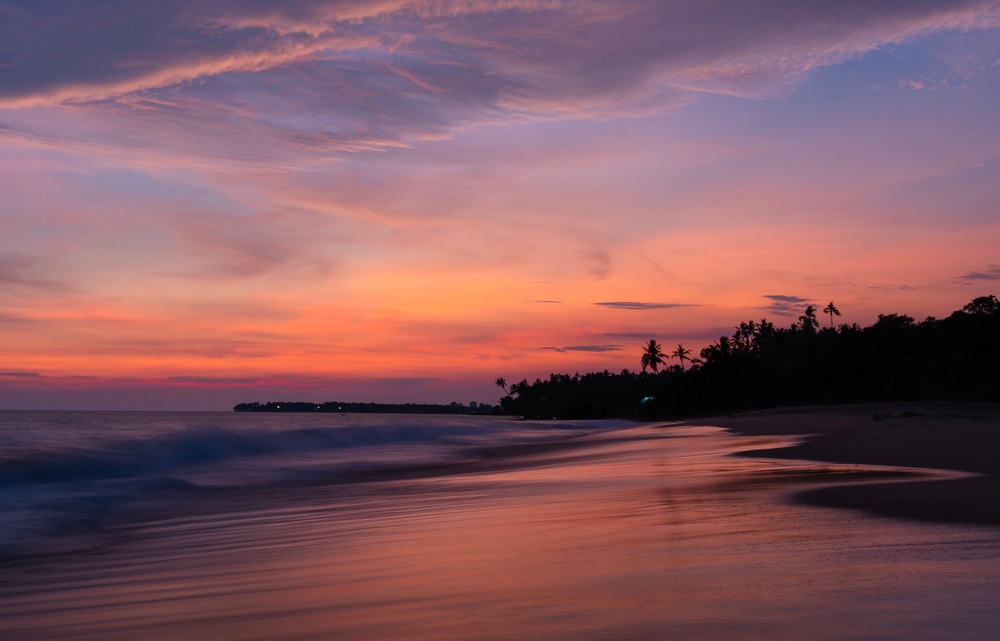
[1,412,998,639]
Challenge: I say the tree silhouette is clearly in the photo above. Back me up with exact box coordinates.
[640,340,666,373]
[964,295,1000,315]
[493,295,1000,420]
[671,343,692,370]
[799,305,819,333]
[495,377,507,394]
[823,301,841,328]
[734,321,759,352]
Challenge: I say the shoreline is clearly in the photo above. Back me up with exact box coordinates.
[688,402,1000,525]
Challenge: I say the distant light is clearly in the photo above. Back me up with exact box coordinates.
[641,396,655,403]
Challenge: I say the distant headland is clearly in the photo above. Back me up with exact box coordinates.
[234,401,497,415]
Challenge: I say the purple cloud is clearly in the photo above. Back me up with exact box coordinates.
[3,1,998,161]
[956,265,1000,282]
[867,284,918,291]
[0,254,68,291]
[760,294,812,316]
[595,302,696,310]
[539,345,623,353]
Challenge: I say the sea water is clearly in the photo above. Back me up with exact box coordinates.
[1,411,999,640]
[0,412,610,561]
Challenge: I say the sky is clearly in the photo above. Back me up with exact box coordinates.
[1,0,999,410]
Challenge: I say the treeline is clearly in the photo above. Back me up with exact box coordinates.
[234,401,496,415]
[498,295,1000,420]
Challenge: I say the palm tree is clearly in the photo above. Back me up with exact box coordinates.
[495,377,507,394]
[799,305,819,333]
[671,343,692,370]
[823,301,841,328]
[640,339,666,373]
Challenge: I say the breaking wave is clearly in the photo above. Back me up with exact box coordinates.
[0,411,627,562]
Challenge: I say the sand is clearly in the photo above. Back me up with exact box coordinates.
[693,402,1000,525]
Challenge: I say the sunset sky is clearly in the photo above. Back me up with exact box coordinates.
[2,1,999,409]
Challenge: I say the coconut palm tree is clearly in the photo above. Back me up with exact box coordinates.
[823,301,841,328]
[640,340,666,373]
[799,305,819,333]
[672,343,692,370]
[495,377,507,394]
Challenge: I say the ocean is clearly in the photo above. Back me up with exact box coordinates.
[1,411,998,639]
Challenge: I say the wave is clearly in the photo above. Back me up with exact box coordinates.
[0,412,626,562]
[1,422,505,488]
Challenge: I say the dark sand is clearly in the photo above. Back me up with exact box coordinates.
[694,402,1000,525]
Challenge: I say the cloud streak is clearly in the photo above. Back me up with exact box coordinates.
[539,345,623,353]
[760,294,812,316]
[0,254,68,291]
[956,265,1000,282]
[3,0,999,161]
[594,302,697,310]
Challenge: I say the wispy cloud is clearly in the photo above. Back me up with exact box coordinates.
[867,284,918,291]
[0,254,69,291]
[760,294,811,316]
[594,301,697,310]
[598,332,668,341]
[4,0,998,161]
[539,345,623,353]
[600,329,734,341]
[956,265,1000,282]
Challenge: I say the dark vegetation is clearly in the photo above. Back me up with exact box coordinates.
[234,401,495,415]
[497,296,1000,420]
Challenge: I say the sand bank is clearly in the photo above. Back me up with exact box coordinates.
[693,402,1000,525]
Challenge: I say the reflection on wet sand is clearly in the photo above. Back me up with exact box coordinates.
[1,425,998,640]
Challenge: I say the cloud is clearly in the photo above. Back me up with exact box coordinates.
[594,301,696,310]
[165,208,342,281]
[539,345,623,353]
[763,295,809,302]
[956,265,1000,282]
[0,371,41,378]
[866,284,918,290]
[3,0,999,161]
[160,376,276,386]
[598,332,666,340]
[0,254,68,291]
[760,294,811,315]
[600,329,733,341]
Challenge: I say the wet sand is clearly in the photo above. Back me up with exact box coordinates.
[693,402,1000,525]
[2,419,999,640]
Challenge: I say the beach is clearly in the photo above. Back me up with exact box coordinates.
[0,407,998,639]
[697,403,1000,525]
